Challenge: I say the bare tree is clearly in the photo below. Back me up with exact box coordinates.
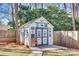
[41,3,43,9]
[63,3,66,11]
[29,3,32,9]
[57,3,61,8]
[35,3,37,8]
[71,3,76,30]
[11,4,15,29]
[14,3,20,44]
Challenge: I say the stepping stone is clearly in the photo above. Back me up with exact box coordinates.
[29,51,43,56]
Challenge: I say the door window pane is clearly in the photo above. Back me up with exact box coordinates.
[37,31,41,37]
[31,27,35,34]
[43,29,47,36]
[43,31,47,36]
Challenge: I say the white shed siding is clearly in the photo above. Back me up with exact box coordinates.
[20,28,25,44]
[47,22,53,45]
[25,38,29,45]
[35,17,48,23]
[24,28,29,45]
[28,28,31,46]
[31,23,37,27]
[20,31,23,44]
[48,27,53,45]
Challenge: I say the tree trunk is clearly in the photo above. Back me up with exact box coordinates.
[63,3,66,11]
[11,4,15,29]
[29,3,32,9]
[35,3,37,8]
[71,3,76,30]
[14,3,20,44]
[57,3,60,8]
[41,3,43,9]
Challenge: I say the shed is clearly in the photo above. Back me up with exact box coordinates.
[20,16,54,47]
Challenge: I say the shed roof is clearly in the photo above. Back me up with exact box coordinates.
[20,16,54,29]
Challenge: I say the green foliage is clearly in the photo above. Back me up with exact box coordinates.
[8,28,15,31]
[8,21,15,29]
[17,5,73,31]
[75,17,79,30]
[7,5,75,31]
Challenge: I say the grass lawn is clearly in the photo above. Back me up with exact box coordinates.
[43,48,79,56]
[1,44,79,56]
[0,43,32,56]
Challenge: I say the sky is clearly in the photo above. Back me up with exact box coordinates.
[0,3,71,25]
[0,3,11,25]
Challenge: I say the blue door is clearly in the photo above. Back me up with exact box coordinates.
[36,28,48,46]
[42,29,48,45]
[37,29,42,45]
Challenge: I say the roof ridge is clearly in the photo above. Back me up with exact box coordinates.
[20,16,44,29]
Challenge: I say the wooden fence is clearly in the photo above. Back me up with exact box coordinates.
[53,31,79,49]
[0,30,16,44]
[0,30,79,49]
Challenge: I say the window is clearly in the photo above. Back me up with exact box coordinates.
[49,28,51,37]
[49,34,51,37]
[25,29,29,38]
[31,27,35,34]
[49,31,51,37]
[36,22,47,27]
[41,24,43,26]
[26,30,28,33]
[41,23,47,27]
[31,29,35,34]
[31,34,35,38]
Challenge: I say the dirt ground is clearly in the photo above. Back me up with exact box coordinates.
[0,43,79,56]
[0,43,32,56]
[43,48,79,56]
